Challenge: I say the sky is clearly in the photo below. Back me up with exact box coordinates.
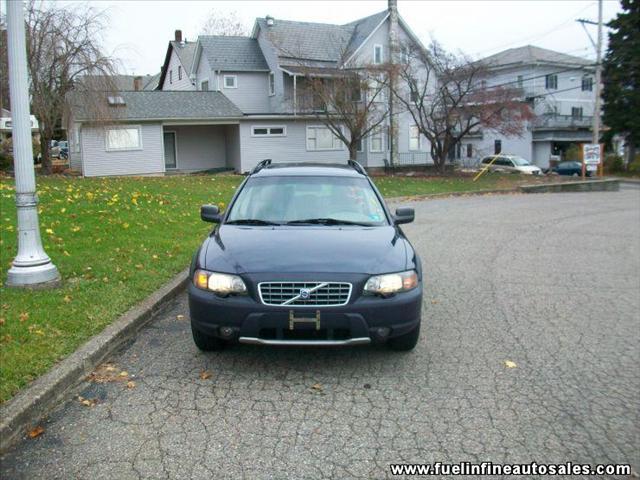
[53,0,623,76]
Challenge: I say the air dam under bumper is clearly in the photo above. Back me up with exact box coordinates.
[188,282,422,345]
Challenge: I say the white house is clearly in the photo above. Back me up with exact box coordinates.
[464,45,595,169]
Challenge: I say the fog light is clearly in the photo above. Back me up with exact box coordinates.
[376,327,390,338]
[219,326,235,338]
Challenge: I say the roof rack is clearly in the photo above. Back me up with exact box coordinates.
[251,158,272,174]
[347,159,367,176]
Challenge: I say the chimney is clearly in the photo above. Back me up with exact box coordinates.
[265,15,274,27]
[174,29,182,42]
[133,76,142,91]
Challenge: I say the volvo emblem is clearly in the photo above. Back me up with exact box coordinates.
[299,288,311,299]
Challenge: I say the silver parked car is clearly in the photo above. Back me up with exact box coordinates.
[480,155,542,175]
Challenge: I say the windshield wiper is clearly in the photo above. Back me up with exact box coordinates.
[286,218,374,226]
[226,219,282,226]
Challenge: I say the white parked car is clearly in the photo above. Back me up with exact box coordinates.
[480,155,542,175]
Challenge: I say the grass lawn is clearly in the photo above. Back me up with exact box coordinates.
[0,171,534,402]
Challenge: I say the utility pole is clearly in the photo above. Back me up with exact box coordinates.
[5,0,60,288]
[593,0,603,176]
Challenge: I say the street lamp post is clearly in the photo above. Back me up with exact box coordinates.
[5,0,60,288]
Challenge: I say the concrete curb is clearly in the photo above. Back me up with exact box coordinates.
[519,179,620,193]
[388,187,520,203]
[0,268,189,453]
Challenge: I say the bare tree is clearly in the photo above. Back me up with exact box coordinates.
[390,41,533,172]
[295,67,391,160]
[200,10,249,36]
[18,0,117,174]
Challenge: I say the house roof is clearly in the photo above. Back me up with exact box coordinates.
[76,74,161,91]
[142,72,161,91]
[199,36,269,71]
[71,91,243,122]
[480,45,593,69]
[158,40,197,89]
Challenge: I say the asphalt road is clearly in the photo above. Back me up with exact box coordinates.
[2,190,639,479]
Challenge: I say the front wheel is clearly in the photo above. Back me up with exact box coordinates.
[388,323,420,351]
[191,324,224,351]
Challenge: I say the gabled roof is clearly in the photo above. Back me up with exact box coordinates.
[142,72,161,91]
[198,36,269,71]
[481,45,593,69]
[158,40,197,89]
[254,10,390,66]
[70,91,243,122]
[75,74,160,91]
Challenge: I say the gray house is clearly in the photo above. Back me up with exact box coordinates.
[68,2,429,177]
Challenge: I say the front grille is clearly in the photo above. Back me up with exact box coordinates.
[258,282,352,307]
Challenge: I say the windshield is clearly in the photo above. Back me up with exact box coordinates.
[511,156,531,166]
[226,176,388,226]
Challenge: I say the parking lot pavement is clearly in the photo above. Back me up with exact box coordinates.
[2,190,639,479]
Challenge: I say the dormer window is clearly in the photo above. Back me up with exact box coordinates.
[373,45,383,64]
[107,96,125,106]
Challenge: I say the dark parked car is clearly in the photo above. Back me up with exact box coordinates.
[553,161,593,177]
[188,160,423,351]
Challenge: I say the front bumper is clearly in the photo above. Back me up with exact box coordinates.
[188,277,422,345]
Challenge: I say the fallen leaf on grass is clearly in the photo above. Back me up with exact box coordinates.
[19,312,29,322]
[28,426,44,439]
[199,370,212,380]
[504,360,518,369]
[63,295,72,303]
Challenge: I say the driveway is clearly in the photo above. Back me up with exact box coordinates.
[2,190,639,479]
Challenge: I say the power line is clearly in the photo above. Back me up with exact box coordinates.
[481,64,596,92]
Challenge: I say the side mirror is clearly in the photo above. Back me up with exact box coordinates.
[201,204,222,223]
[394,207,414,225]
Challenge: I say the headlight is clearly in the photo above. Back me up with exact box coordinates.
[364,270,419,296]
[193,270,247,296]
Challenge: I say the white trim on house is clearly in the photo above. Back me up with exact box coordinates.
[251,125,287,137]
[342,12,390,65]
[105,125,143,152]
[223,75,238,89]
[163,130,178,170]
[305,125,344,151]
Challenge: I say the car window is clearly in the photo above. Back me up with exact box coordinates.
[511,156,530,166]
[227,176,388,225]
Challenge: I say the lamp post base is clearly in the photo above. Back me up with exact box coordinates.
[6,262,61,289]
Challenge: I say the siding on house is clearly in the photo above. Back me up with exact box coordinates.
[219,71,271,113]
[162,48,194,91]
[196,54,212,90]
[81,123,164,177]
[255,29,286,113]
[238,120,349,172]
[165,125,228,171]
[225,125,241,172]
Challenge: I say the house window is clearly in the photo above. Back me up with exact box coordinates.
[268,72,275,96]
[545,74,558,90]
[370,74,385,102]
[224,75,237,89]
[466,143,473,158]
[306,126,343,151]
[105,126,142,151]
[517,75,523,89]
[581,76,593,91]
[409,125,421,151]
[351,84,362,102]
[400,45,410,64]
[571,107,583,119]
[251,125,286,137]
[356,137,363,152]
[169,70,173,84]
[369,129,384,153]
[373,44,383,64]
[178,66,182,80]
[410,89,419,102]
[494,139,502,154]
[201,80,209,91]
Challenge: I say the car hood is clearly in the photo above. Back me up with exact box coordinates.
[201,225,411,274]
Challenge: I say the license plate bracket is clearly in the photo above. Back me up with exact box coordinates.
[289,310,321,330]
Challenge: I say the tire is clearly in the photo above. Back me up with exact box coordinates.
[191,324,224,351]
[388,323,420,351]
